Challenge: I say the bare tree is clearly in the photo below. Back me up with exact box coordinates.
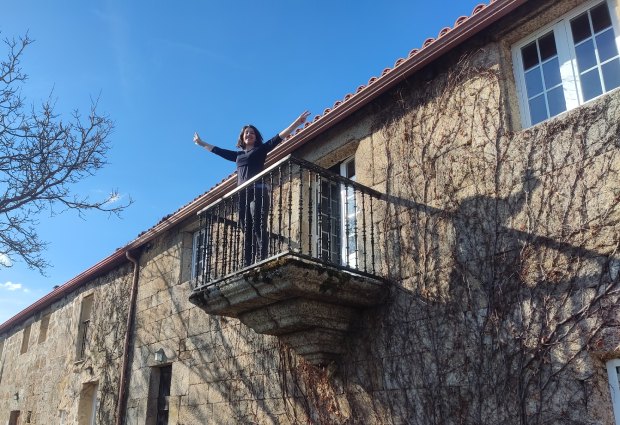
[0,34,130,272]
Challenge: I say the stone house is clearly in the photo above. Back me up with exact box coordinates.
[2,0,620,424]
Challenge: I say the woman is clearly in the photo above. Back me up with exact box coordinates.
[194,110,310,266]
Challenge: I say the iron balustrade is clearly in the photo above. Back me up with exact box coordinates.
[193,155,386,289]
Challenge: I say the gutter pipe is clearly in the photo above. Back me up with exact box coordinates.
[115,250,140,425]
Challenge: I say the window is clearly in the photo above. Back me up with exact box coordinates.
[191,228,207,285]
[156,366,172,425]
[76,295,93,360]
[38,313,51,344]
[146,365,172,425]
[77,382,98,425]
[608,359,620,425]
[8,411,20,425]
[513,0,620,126]
[20,324,31,354]
[315,157,358,267]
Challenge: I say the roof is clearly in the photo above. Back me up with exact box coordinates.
[0,0,528,334]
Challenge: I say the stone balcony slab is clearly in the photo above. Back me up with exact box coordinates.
[189,253,386,365]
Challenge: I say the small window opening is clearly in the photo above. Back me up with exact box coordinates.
[38,313,51,343]
[20,324,31,354]
[76,295,93,360]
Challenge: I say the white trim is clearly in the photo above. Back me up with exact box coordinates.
[339,157,358,268]
[607,358,620,425]
[512,0,620,127]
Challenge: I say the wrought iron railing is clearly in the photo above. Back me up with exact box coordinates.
[193,155,387,289]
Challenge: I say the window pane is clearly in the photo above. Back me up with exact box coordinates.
[596,29,619,62]
[529,94,548,125]
[542,57,562,88]
[522,42,539,70]
[547,86,567,117]
[581,68,603,100]
[571,12,592,44]
[602,58,620,91]
[525,67,544,97]
[539,32,557,61]
[346,160,355,179]
[575,39,597,71]
[591,2,612,34]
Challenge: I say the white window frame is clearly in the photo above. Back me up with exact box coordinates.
[312,156,358,267]
[607,358,620,425]
[339,157,358,268]
[513,0,620,127]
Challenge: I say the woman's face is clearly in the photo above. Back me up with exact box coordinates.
[243,127,256,147]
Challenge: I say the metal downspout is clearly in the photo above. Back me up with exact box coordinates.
[116,250,140,425]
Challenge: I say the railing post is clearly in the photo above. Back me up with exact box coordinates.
[297,164,303,252]
[344,182,351,266]
[287,161,293,251]
[221,201,229,277]
[205,211,214,282]
[277,165,284,255]
[361,192,368,274]
[268,171,275,258]
[352,187,359,269]
[308,170,314,257]
[370,196,376,275]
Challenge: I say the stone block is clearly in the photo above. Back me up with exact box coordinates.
[177,403,213,425]
[170,361,191,397]
[159,310,190,341]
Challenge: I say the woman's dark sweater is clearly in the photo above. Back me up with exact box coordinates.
[211,134,282,186]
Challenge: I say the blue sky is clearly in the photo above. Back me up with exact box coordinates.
[0,0,485,323]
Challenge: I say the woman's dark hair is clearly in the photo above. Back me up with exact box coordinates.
[237,125,264,149]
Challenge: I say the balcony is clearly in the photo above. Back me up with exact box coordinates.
[189,155,387,365]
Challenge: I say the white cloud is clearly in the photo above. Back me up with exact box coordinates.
[0,281,22,291]
[0,253,12,267]
[106,192,122,205]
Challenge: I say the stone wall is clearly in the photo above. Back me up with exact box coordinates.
[2,0,620,424]
[125,14,620,425]
[0,265,132,424]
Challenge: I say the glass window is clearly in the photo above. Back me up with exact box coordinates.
[569,1,620,100]
[314,157,357,267]
[519,31,567,124]
[514,0,620,127]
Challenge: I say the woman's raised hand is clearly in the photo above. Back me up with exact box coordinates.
[193,132,205,147]
[194,132,214,151]
[279,110,312,139]
[295,110,311,126]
